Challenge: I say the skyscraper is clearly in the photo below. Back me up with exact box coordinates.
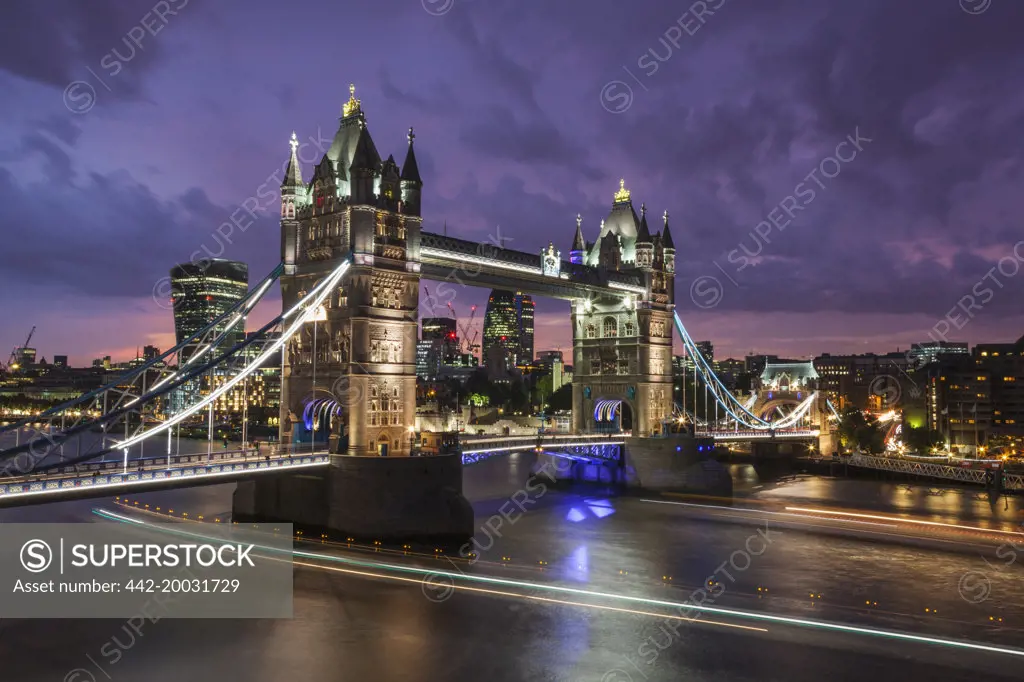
[169,259,248,363]
[516,292,534,365]
[483,290,519,370]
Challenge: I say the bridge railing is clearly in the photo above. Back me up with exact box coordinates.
[0,453,330,502]
[847,454,1024,491]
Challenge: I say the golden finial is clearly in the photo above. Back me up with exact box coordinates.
[614,178,631,203]
[343,83,361,117]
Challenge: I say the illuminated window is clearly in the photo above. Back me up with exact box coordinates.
[603,317,618,337]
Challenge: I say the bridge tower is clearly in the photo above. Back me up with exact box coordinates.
[571,182,675,437]
[279,85,421,456]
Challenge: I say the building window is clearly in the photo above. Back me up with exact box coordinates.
[603,317,618,338]
[590,359,600,375]
[585,324,596,339]
[624,321,635,337]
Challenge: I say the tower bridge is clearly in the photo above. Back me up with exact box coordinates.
[0,85,838,540]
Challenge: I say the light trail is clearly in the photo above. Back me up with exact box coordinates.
[92,508,1024,659]
[785,506,1024,538]
[640,498,899,529]
[290,559,767,633]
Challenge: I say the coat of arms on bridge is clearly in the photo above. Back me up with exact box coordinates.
[541,242,561,277]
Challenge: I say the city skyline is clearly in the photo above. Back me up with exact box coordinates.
[4,0,1024,362]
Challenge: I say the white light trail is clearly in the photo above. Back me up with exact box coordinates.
[111,260,350,451]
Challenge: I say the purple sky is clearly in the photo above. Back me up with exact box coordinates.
[2,0,1024,366]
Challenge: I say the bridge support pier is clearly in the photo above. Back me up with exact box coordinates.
[232,453,474,544]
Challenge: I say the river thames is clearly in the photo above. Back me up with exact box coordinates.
[1,449,1022,681]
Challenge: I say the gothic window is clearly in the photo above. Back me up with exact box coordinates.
[590,359,600,375]
[618,358,630,375]
[624,321,635,337]
[585,324,596,339]
[603,317,618,338]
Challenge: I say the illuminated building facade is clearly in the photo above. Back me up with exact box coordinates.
[483,290,519,370]
[169,259,249,363]
[279,85,422,455]
[516,292,534,365]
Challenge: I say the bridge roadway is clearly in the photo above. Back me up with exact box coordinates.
[0,434,624,506]
[0,447,331,507]
[697,428,821,442]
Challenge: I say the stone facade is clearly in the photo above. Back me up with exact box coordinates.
[571,184,676,436]
[279,86,422,456]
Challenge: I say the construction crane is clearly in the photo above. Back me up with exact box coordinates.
[7,325,36,371]
[449,303,480,357]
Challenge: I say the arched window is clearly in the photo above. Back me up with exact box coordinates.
[603,317,618,338]
[624,321,635,337]
[585,324,596,339]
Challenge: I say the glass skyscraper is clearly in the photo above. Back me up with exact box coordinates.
[482,290,534,369]
[169,259,249,363]
[483,290,519,370]
[515,292,534,365]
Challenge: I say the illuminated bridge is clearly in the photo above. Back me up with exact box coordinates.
[0,86,840,538]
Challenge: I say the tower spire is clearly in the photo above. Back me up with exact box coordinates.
[281,131,304,188]
[570,213,586,265]
[613,178,631,204]
[342,83,361,117]
[637,203,651,243]
[661,209,675,249]
[401,126,422,183]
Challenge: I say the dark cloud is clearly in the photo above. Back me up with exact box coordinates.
[0,0,176,99]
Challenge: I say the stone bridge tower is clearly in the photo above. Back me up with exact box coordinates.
[279,85,422,456]
[570,181,676,437]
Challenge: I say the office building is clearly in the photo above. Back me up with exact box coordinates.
[482,290,519,370]
[169,259,249,363]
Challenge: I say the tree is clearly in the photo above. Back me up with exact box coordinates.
[546,384,573,412]
[902,425,943,453]
[838,407,884,453]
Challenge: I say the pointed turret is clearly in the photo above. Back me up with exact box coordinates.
[635,203,654,270]
[280,132,306,221]
[282,132,303,189]
[401,127,422,183]
[401,127,423,216]
[661,210,675,249]
[636,203,652,243]
[280,132,306,269]
[570,213,586,265]
[348,119,380,205]
[661,210,676,274]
